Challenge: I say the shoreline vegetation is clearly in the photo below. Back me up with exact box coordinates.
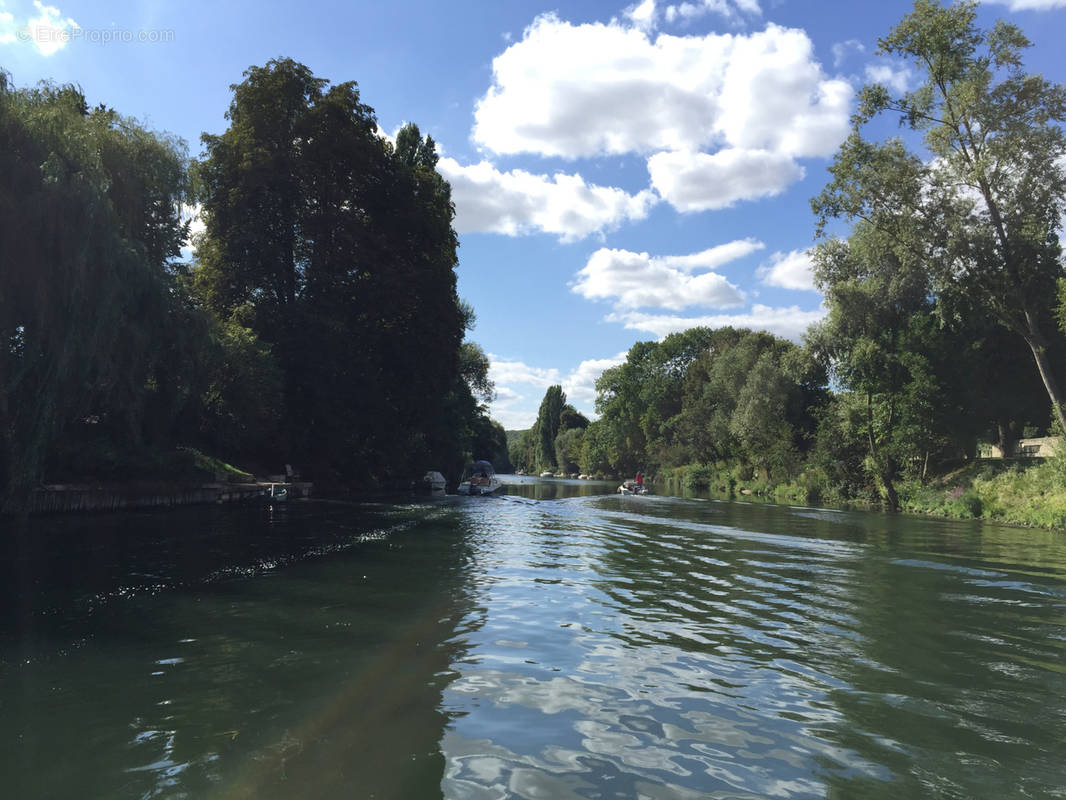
[658,457,1066,531]
[5,2,1066,529]
[508,2,1066,534]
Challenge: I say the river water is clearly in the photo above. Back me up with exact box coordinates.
[2,476,1065,799]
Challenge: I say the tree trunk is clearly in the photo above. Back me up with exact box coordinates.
[882,473,900,512]
[1022,312,1066,434]
[997,419,1015,458]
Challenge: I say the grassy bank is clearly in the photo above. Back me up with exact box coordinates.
[899,459,1066,529]
[660,458,1066,531]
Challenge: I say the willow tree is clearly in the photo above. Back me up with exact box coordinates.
[813,0,1066,432]
[0,74,189,512]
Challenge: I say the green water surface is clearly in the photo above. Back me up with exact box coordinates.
[2,478,1065,798]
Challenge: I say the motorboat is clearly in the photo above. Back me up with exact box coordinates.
[618,480,648,495]
[458,460,502,496]
[420,470,447,492]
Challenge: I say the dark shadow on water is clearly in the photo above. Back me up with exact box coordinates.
[0,501,483,800]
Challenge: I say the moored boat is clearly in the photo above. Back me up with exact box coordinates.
[458,460,502,496]
[420,470,447,492]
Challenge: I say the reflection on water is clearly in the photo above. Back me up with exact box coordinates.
[2,487,1066,798]
[499,474,617,501]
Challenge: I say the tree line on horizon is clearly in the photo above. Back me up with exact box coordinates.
[2,1,1064,514]
[0,58,505,513]
[510,1,1066,509]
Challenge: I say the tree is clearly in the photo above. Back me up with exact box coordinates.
[813,0,1066,432]
[533,386,566,470]
[194,60,466,481]
[0,75,191,511]
[809,225,948,509]
[595,328,720,473]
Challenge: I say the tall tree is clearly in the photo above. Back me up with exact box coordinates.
[809,225,947,509]
[194,60,465,481]
[533,386,566,470]
[0,75,191,511]
[813,0,1066,431]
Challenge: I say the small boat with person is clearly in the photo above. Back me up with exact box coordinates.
[618,471,648,495]
[458,460,503,496]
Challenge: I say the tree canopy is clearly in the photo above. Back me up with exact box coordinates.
[813,0,1066,431]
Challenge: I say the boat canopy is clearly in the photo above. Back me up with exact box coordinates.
[468,460,496,477]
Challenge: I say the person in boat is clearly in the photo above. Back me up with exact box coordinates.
[635,471,644,492]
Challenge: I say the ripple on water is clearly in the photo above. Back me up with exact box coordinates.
[443,493,1066,799]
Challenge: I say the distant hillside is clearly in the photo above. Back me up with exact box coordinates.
[506,429,530,449]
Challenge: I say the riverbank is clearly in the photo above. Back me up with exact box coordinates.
[661,458,1066,531]
[29,480,312,514]
[13,446,312,516]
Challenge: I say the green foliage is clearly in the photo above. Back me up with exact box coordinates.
[813,0,1066,433]
[554,427,584,474]
[0,73,193,511]
[193,59,467,482]
[196,315,284,459]
[533,386,566,469]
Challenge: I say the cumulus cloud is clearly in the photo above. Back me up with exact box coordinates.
[473,17,850,161]
[487,353,626,425]
[756,249,817,291]
[563,353,627,407]
[624,0,658,31]
[24,1,78,56]
[471,16,849,212]
[663,0,761,25]
[488,357,561,390]
[865,62,911,94]
[437,157,657,242]
[607,304,826,342]
[648,148,803,211]
[572,242,759,310]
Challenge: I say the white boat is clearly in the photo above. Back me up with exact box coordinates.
[421,470,447,492]
[458,460,503,496]
[540,471,553,478]
[618,480,648,495]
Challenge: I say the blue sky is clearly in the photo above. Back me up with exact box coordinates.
[2,0,1065,428]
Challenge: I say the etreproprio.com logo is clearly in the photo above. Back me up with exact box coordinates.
[17,26,175,45]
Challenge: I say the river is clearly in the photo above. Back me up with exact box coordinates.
[1,476,1065,799]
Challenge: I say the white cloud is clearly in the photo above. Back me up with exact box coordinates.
[437,157,657,242]
[831,39,864,68]
[0,5,16,44]
[756,249,817,291]
[572,242,758,310]
[375,125,396,147]
[985,0,1066,9]
[25,1,78,56]
[562,353,627,408]
[624,0,658,31]
[865,62,911,94]
[663,0,761,25]
[487,353,627,426]
[473,17,850,162]
[606,304,826,342]
[488,357,561,390]
[648,148,804,211]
